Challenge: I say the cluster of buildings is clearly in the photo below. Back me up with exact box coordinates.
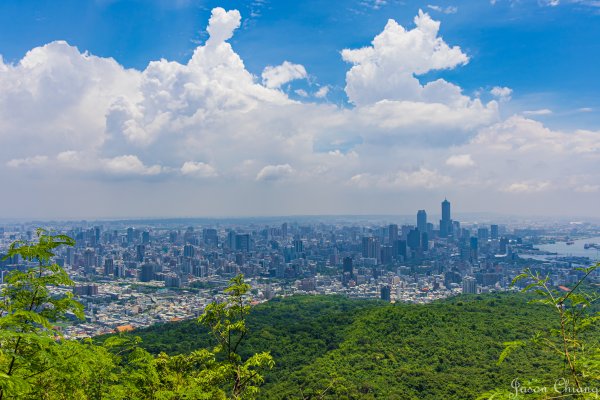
[1,200,599,337]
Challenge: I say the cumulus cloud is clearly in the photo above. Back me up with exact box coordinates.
[341,10,470,106]
[256,164,295,181]
[261,61,308,89]
[181,161,218,177]
[206,7,241,45]
[491,86,512,102]
[446,154,475,167]
[314,86,330,98]
[102,155,163,176]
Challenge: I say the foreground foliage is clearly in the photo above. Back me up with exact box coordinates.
[481,263,600,399]
[0,231,271,399]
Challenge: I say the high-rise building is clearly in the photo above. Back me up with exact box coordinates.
[142,231,150,244]
[395,239,407,259]
[126,227,134,244]
[104,258,114,276]
[462,276,477,294]
[470,237,479,262]
[235,234,250,253]
[136,244,145,262]
[388,224,398,244]
[417,210,427,234]
[84,248,96,270]
[362,237,376,258]
[293,238,304,254]
[343,257,353,277]
[407,229,421,251]
[380,245,393,264]
[380,285,391,302]
[66,247,74,266]
[183,244,195,258]
[362,236,381,261]
[478,227,489,241]
[500,237,509,254]
[421,232,429,251]
[491,224,499,240]
[227,231,236,249]
[140,264,155,282]
[203,228,219,246]
[439,199,452,238]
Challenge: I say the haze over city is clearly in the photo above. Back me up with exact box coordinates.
[1,0,599,219]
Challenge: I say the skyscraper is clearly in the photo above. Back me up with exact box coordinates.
[490,224,499,240]
[407,229,421,251]
[343,257,353,277]
[388,224,398,244]
[462,276,477,294]
[235,234,250,253]
[470,237,479,262]
[440,199,452,238]
[417,210,427,234]
[380,285,391,302]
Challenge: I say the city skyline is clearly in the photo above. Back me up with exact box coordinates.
[1,1,599,219]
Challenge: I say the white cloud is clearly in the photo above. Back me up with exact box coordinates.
[427,4,458,13]
[262,61,308,89]
[491,86,512,102]
[295,89,309,97]
[181,161,218,177]
[539,0,560,6]
[523,109,552,116]
[351,168,452,189]
[503,181,551,193]
[575,184,600,193]
[341,10,469,106]
[361,0,387,10]
[314,86,330,98]
[256,164,294,181]
[446,154,475,167]
[6,155,48,168]
[102,155,163,176]
[471,115,600,154]
[206,7,241,45]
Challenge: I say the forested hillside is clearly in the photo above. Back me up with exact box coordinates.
[126,293,564,399]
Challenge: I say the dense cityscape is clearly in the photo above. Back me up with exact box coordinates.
[2,199,599,339]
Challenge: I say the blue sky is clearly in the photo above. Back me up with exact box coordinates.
[0,0,599,218]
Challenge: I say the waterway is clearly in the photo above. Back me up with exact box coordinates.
[536,236,600,262]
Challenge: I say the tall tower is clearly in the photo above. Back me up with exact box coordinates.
[442,199,451,222]
[417,210,427,233]
[440,198,452,238]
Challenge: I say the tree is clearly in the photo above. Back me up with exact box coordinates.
[199,274,274,399]
[0,229,84,398]
[483,263,600,399]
